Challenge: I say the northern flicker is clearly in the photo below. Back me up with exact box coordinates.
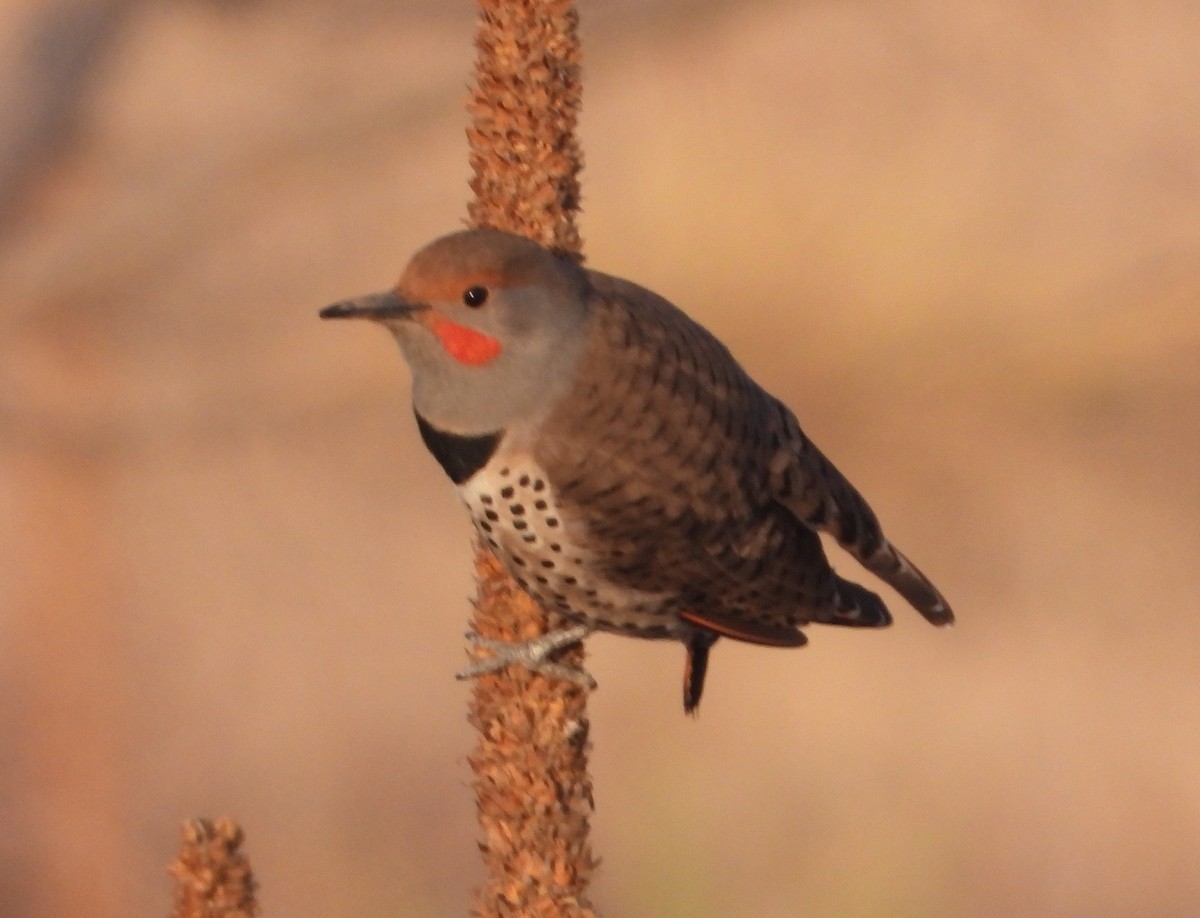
[321,228,953,712]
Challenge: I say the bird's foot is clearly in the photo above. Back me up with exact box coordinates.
[456,624,597,690]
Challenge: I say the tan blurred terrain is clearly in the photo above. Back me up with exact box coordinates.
[1,1,1198,916]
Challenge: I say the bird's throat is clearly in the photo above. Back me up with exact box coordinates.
[414,412,502,484]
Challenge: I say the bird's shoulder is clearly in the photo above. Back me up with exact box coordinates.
[532,271,784,518]
[579,272,872,532]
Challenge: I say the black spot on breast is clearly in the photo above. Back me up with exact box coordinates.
[414,413,501,485]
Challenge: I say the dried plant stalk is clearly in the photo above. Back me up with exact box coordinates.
[467,0,584,259]
[167,818,260,918]
[464,1,596,915]
[467,548,596,917]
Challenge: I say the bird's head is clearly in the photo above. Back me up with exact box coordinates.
[321,228,591,435]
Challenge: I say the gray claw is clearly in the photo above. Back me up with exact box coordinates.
[456,624,597,690]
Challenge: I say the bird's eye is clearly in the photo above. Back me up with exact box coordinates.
[463,285,489,308]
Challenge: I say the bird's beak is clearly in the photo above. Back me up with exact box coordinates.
[319,290,427,321]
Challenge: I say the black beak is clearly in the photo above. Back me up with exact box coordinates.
[319,291,426,320]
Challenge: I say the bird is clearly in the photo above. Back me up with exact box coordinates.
[320,227,953,713]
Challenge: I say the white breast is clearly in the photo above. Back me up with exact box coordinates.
[458,458,676,637]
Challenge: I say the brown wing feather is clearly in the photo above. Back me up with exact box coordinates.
[767,403,955,626]
[534,271,844,636]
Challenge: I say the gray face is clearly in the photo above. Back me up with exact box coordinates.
[381,235,592,437]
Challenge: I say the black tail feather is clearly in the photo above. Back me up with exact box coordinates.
[682,631,719,715]
[814,578,894,628]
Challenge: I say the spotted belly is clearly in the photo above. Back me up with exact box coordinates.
[458,459,682,639]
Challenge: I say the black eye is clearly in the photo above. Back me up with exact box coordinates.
[463,285,489,307]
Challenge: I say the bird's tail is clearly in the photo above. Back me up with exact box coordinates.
[812,578,893,628]
[776,425,954,627]
[864,541,955,626]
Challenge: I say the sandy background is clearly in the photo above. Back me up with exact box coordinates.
[1,1,1198,915]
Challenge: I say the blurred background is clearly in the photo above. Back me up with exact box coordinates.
[1,0,1198,915]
